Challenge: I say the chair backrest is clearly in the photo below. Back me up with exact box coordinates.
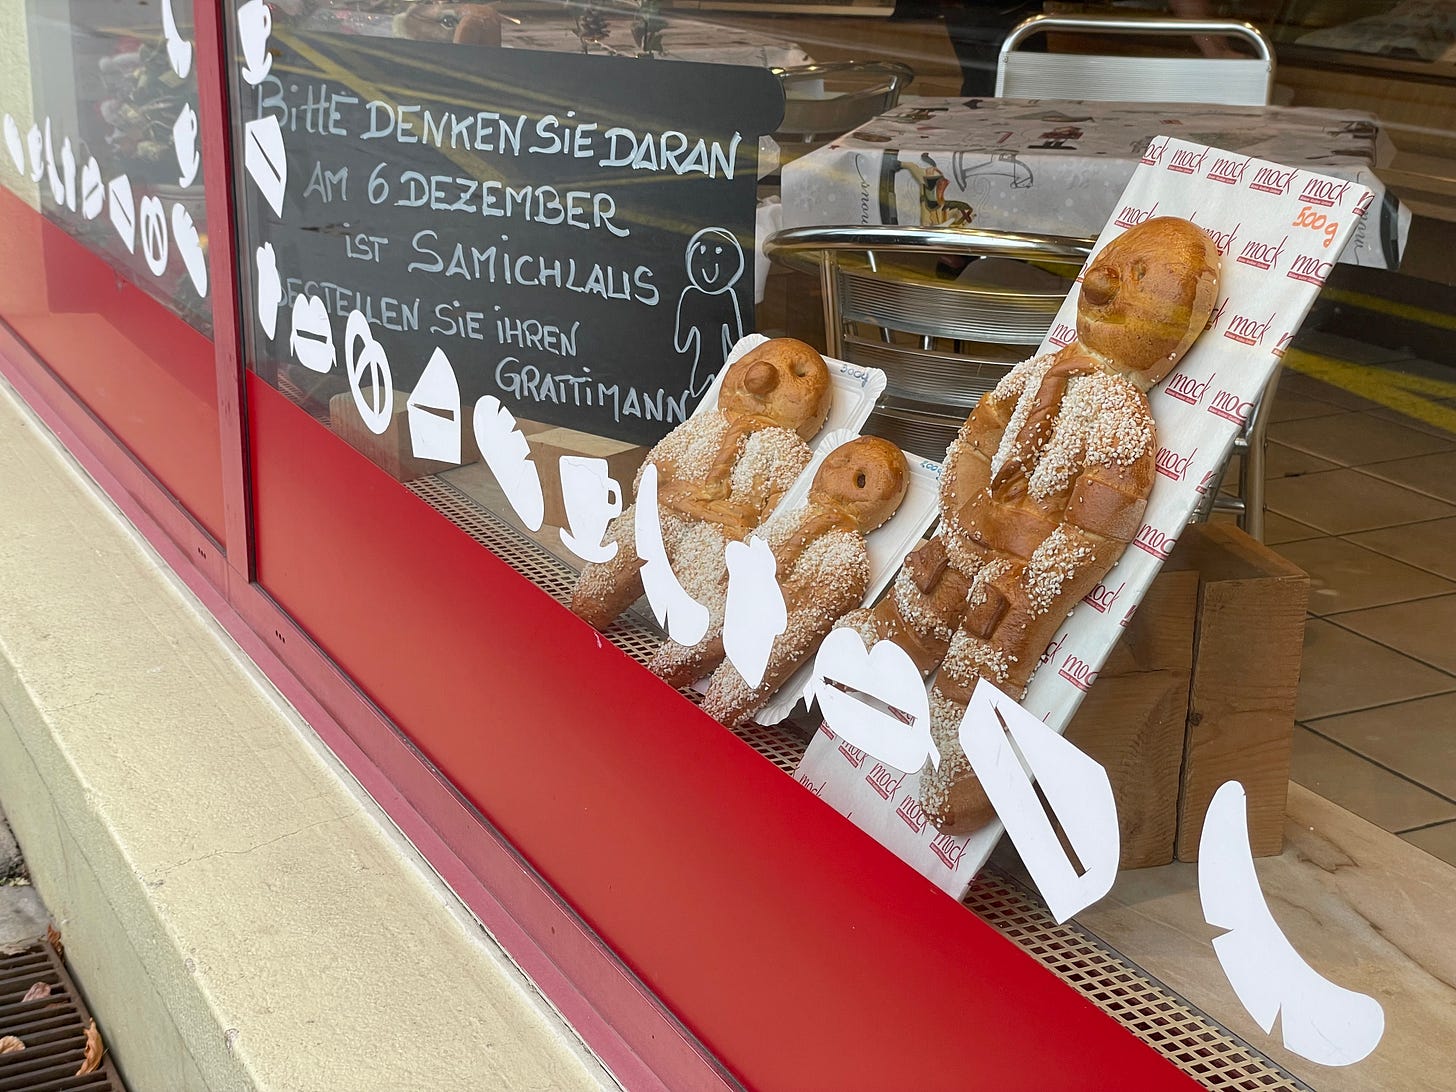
[772,61,915,142]
[763,225,1092,456]
[997,14,1275,106]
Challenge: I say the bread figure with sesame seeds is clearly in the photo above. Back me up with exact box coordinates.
[837,217,1220,835]
[647,436,908,721]
[570,338,833,632]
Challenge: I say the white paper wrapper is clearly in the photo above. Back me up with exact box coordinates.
[794,137,1374,898]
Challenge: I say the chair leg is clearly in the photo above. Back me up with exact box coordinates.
[1238,368,1283,543]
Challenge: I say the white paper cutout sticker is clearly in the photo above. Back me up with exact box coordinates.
[2,115,23,174]
[635,462,710,645]
[160,0,193,79]
[1200,781,1385,1067]
[172,204,207,297]
[238,0,274,86]
[255,242,282,339]
[80,157,102,219]
[960,680,1120,925]
[60,137,75,210]
[558,456,621,563]
[25,123,42,182]
[42,120,63,205]
[408,347,462,464]
[243,115,287,217]
[723,536,786,689]
[811,627,937,774]
[173,105,201,188]
[344,310,393,434]
[289,294,335,372]
[473,395,545,530]
[138,194,169,276]
[107,175,136,252]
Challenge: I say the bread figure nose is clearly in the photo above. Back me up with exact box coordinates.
[744,360,779,395]
[1082,266,1120,307]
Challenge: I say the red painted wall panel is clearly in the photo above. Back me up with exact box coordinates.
[249,376,1197,1091]
[0,188,224,541]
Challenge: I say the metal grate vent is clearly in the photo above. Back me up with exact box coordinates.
[405,473,1306,1090]
[0,939,124,1091]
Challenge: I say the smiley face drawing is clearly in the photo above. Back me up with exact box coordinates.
[674,226,746,397]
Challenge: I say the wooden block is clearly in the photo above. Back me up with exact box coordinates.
[1064,567,1199,870]
[1175,523,1310,862]
[526,426,650,529]
[328,392,481,483]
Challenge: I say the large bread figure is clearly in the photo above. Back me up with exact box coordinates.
[571,338,832,630]
[839,217,1220,833]
[647,436,909,716]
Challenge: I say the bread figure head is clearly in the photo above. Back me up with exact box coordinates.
[1075,216,1220,390]
[717,338,833,440]
[810,436,910,532]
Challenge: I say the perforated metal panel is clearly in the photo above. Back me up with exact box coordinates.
[404,474,1306,1090]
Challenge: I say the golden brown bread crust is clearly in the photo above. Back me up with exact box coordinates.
[684,438,909,727]
[569,339,831,631]
[1077,217,1221,389]
[830,215,1219,834]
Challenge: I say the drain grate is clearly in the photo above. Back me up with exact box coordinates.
[404,473,1307,1090]
[0,939,124,1091]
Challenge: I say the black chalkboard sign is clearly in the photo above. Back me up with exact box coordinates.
[244,32,784,446]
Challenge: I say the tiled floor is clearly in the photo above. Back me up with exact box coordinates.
[1257,335,1456,866]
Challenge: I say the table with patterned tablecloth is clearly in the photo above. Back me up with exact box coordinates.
[781,96,1409,268]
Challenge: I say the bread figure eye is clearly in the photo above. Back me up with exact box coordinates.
[440,12,460,28]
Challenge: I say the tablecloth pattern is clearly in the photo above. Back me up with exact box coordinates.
[782,96,1409,268]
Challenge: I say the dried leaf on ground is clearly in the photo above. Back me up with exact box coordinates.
[21,981,52,1003]
[45,923,63,959]
[0,1036,23,1055]
[76,1020,105,1076]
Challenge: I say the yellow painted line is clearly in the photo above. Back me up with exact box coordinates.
[1282,348,1456,436]
[1320,286,1456,333]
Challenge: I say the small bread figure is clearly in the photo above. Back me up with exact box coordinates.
[682,436,909,727]
[570,338,832,632]
[839,216,1220,834]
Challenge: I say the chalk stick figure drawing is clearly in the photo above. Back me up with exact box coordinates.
[675,227,745,397]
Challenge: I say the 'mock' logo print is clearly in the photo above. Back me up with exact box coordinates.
[930,833,965,871]
[1207,155,1251,185]
[1058,652,1099,692]
[897,795,930,834]
[1047,322,1076,347]
[1133,523,1175,560]
[1236,236,1287,272]
[1210,390,1254,425]
[1299,178,1351,207]
[838,739,866,767]
[1083,579,1126,613]
[1165,370,1215,406]
[1249,166,1296,195]
[1140,137,1168,166]
[1155,446,1197,482]
[1223,311,1274,347]
[1167,147,1208,175]
[865,762,904,801]
[1286,253,1333,286]
[1114,200,1159,229]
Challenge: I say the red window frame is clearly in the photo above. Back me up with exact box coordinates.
[0,4,1201,1088]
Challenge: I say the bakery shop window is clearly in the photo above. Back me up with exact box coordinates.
[227,1,788,578]
[0,0,211,333]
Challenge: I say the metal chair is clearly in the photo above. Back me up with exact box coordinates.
[771,61,916,146]
[764,224,1091,457]
[764,223,1276,539]
[996,13,1276,105]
